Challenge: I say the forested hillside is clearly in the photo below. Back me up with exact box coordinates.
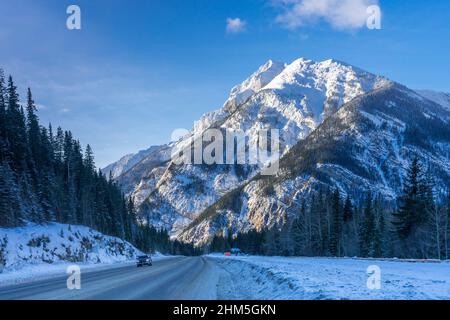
[209,158,450,259]
[0,69,199,256]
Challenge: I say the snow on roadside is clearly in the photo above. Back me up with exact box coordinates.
[214,256,299,300]
[211,255,450,300]
[0,222,166,287]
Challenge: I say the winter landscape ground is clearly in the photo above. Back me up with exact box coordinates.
[1,222,449,300]
[213,255,450,300]
[1,251,449,300]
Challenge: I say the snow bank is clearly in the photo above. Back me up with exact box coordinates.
[0,223,143,277]
[211,255,450,300]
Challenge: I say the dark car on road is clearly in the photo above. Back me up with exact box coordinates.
[136,255,152,267]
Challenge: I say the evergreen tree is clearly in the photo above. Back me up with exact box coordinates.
[0,69,7,161]
[360,192,375,257]
[392,157,422,239]
[0,162,21,226]
[83,144,95,174]
[373,197,383,258]
[330,189,342,256]
[263,228,280,255]
[343,195,353,222]
[39,126,56,221]
[422,167,439,259]
[26,88,41,167]
[313,187,328,255]
[290,218,304,256]
[211,234,227,253]
[341,194,357,256]
[54,127,64,162]
[446,191,450,259]
[6,76,28,171]
[392,157,436,257]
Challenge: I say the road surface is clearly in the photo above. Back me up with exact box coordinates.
[0,257,223,300]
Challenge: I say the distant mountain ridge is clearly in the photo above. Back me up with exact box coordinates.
[102,145,162,180]
[415,90,450,111]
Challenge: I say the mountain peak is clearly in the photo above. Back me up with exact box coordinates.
[261,59,285,70]
[264,57,390,103]
[224,57,390,112]
[224,59,286,111]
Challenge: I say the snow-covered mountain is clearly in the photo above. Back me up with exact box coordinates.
[102,145,162,180]
[180,83,450,245]
[105,57,395,237]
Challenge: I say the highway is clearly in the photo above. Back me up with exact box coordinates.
[0,257,222,300]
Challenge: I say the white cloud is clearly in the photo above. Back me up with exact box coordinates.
[273,0,380,30]
[18,102,47,111]
[226,17,247,34]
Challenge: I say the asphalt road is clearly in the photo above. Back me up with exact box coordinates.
[0,257,222,300]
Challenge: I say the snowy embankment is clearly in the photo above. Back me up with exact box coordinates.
[0,223,151,287]
[211,255,450,300]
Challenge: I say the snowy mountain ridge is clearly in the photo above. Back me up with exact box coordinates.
[225,59,287,112]
[416,90,450,111]
[104,57,399,239]
[191,59,287,135]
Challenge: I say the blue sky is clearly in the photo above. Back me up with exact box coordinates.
[1,0,449,167]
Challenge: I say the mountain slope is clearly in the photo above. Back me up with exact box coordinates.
[416,90,450,111]
[179,83,450,245]
[114,58,390,236]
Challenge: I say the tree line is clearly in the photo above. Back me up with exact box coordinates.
[210,158,450,259]
[0,69,200,256]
